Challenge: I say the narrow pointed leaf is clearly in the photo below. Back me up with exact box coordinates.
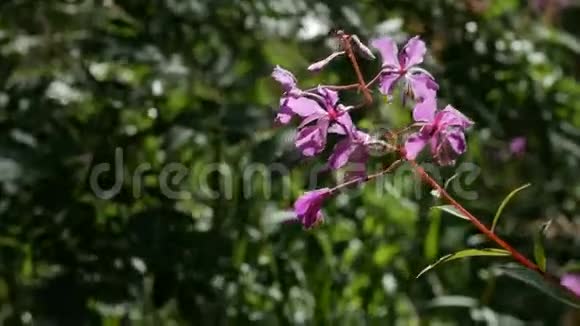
[416,248,510,278]
[494,264,580,309]
[444,173,459,189]
[491,183,531,232]
[432,205,470,220]
[533,221,551,272]
[533,239,546,273]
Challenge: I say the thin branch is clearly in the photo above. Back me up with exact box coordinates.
[304,83,360,92]
[331,159,402,193]
[365,72,383,89]
[341,35,373,105]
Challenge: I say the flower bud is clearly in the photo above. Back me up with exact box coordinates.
[293,188,331,229]
[351,34,376,60]
[307,51,345,72]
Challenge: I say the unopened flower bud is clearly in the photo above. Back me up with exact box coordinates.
[351,35,376,60]
[307,51,345,72]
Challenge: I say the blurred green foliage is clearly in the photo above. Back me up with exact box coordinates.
[0,0,579,324]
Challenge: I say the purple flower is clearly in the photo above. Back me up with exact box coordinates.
[276,96,324,126]
[293,188,331,229]
[371,36,438,102]
[294,88,354,156]
[561,273,580,297]
[509,137,526,157]
[272,66,309,125]
[404,98,473,166]
[329,130,371,180]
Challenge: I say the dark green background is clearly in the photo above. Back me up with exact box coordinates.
[0,0,579,324]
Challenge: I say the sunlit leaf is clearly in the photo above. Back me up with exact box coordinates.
[373,244,400,267]
[491,183,531,233]
[417,249,510,278]
[431,205,470,221]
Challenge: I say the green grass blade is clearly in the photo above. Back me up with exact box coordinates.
[491,183,531,233]
[416,248,510,278]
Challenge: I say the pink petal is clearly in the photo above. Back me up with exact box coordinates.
[407,73,438,102]
[285,97,325,117]
[293,188,330,229]
[400,36,427,68]
[404,133,428,160]
[412,97,437,122]
[328,138,355,170]
[293,188,329,215]
[295,119,329,156]
[275,100,294,125]
[445,129,467,154]
[433,129,466,166]
[297,112,326,129]
[439,105,474,128]
[302,211,324,229]
[328,111,354,135]
[371,36,400,68]
[378,72,401,96]
[272,65,297,91]
[318,87,340,107]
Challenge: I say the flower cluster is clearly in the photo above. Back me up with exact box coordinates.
[271,33,473,229]
[272,66,370,175]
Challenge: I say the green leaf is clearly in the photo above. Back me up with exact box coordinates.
[416,248,511,278]
[533,241,546,273]
[533,221,551,272]
[494,264,580,309]
[490,183,531,233]
[431,205,470,221]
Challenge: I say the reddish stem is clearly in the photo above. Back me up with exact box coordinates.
[305,83,360,92]
[341,35,373,105]
[338,31,549,280]
[365,72,382,89]
[407,159,542,274]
